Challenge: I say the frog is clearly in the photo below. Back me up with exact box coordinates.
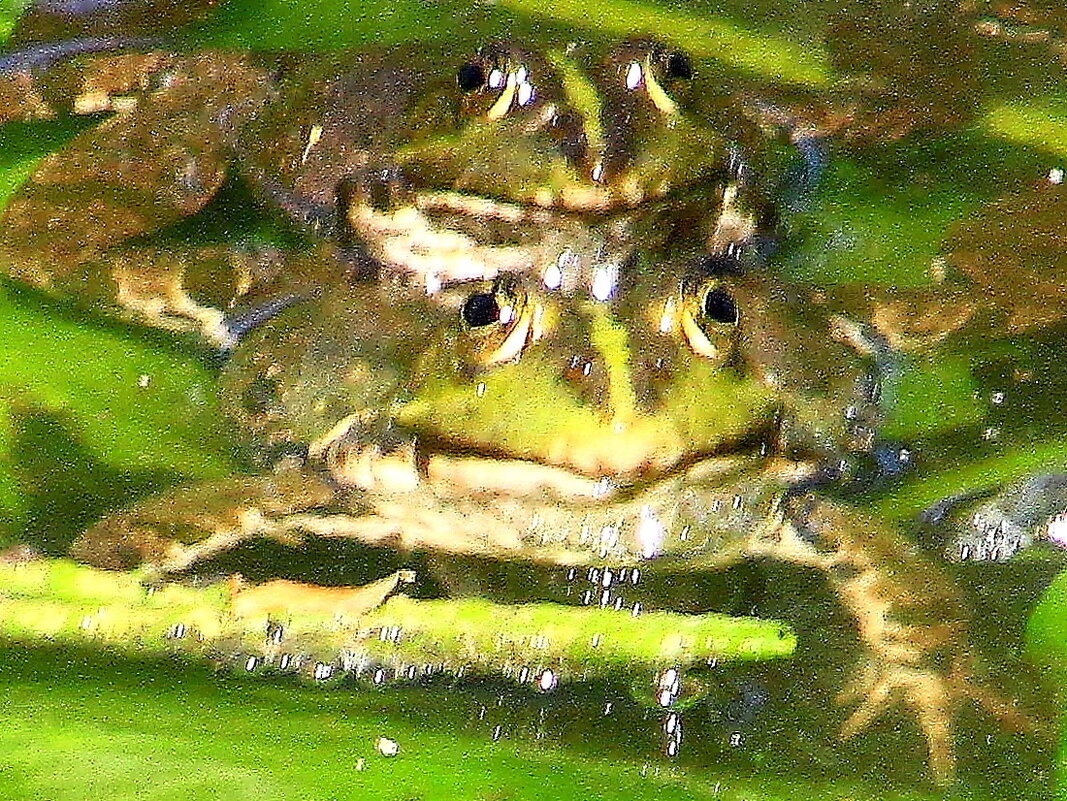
[59,222,1043,785]
[0,23,769,349]
[0,7,1051,788]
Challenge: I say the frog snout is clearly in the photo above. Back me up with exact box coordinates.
[557,345,676,420]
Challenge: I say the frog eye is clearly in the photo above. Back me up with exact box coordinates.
[662,51,693,81]
[679,281,740,361]
[623,44,694,115]
[457,62,486,92]
[458,45,540,121]
[702,287,738,324]
[456,51,507,96]
[459,278,540,366]
[462,291,501,327]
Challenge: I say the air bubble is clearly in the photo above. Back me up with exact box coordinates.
[664,712,680,735]
[167,623,187,639]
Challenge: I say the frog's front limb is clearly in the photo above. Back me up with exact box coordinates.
[0,52,303,343]
[749,492,1032,784]
[70,472,342,575]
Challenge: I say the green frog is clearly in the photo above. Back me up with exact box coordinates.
[0,32,765,347]
[0,12,1050,787]
[62,225,1040,784]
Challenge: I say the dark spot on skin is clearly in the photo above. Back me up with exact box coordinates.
[462,292,500,327]
[551,110,589,164]
[242,375,280,416]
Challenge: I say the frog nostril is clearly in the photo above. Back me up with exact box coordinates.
[457,62,486,92]
[699,251,744,277]
[462,292,501,327]
[561,353,613,410]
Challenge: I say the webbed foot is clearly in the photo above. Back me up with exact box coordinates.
[767,491,1038,783]
[838,653,1032,784]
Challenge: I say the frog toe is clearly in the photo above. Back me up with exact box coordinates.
[838,660,957,783]
[837,656,1034,785]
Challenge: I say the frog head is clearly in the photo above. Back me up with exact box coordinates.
[254,39,750,221]
[398,39,732,211]
[397,252,882,479]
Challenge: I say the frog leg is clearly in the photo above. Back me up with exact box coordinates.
[4,0,223,61]
[836,653,1031,783]
[69,471,341,576]
[747,492,1032,784]
[0,52,293,345]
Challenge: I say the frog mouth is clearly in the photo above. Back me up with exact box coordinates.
[328,437,809,505]
[316,443,817,567]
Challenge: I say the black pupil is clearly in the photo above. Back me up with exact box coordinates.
[666,52,692,80]
[703,288,738,324]
[457,62,485,92]
[463,292,501,327]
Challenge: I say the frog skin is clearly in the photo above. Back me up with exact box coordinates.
[750,0,1067,152]
[0,14,1040,787]
[54,217,1037,784]
[0,34,763,349]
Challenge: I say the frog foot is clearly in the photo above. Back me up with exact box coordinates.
[837,655,1032,784]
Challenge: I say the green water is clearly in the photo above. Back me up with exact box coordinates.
[2,0,1067,798]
